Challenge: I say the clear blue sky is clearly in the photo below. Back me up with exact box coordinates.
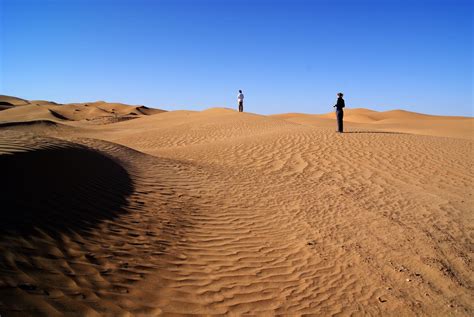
[1,0,472,116]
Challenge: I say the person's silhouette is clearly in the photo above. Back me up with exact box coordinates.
[334,93,345,133]
[237,90,244,112]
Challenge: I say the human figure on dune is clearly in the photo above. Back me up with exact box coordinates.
[237,90,244,112]
[334,92,345,133]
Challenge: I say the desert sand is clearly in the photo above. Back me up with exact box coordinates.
[0,95,472,316]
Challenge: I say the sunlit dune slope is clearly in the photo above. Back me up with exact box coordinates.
[92,108,300,154]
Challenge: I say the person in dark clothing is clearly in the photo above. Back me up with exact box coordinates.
[333,92,345,133]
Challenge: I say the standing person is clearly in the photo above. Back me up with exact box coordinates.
[237,90,244,112]
[333,92,345,133]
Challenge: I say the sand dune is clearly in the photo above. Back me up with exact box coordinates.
[0,95,30,106]
[0,97,472,315]
[273,109,474,140]
[0,95,165,124]
[0,95,30,110]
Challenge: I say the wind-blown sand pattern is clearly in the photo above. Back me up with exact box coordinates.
[0,96,472,316]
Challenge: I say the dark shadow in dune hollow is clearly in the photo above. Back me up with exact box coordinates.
[0,146,134,236]
[0,101,14,110]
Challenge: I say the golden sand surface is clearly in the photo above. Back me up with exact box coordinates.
[0,95,472,315]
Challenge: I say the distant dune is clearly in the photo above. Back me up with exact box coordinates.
[0,96,472,316]
[0,95,166,124]
[272,108,473,139]
[0,95,30,110]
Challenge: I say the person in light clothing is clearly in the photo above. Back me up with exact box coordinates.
[237,90,244,112]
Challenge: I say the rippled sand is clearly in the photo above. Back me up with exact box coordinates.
[0,96,472,315]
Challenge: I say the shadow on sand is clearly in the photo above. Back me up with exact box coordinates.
[0,145,134,236]
[343,131,407,135]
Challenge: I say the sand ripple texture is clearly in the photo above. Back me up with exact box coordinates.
[0,109,472,316]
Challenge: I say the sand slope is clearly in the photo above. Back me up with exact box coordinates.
[0,99,472,315]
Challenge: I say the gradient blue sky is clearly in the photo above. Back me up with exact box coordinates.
[1,0,472,115]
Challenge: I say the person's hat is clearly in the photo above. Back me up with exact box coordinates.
[337,92,344,96]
